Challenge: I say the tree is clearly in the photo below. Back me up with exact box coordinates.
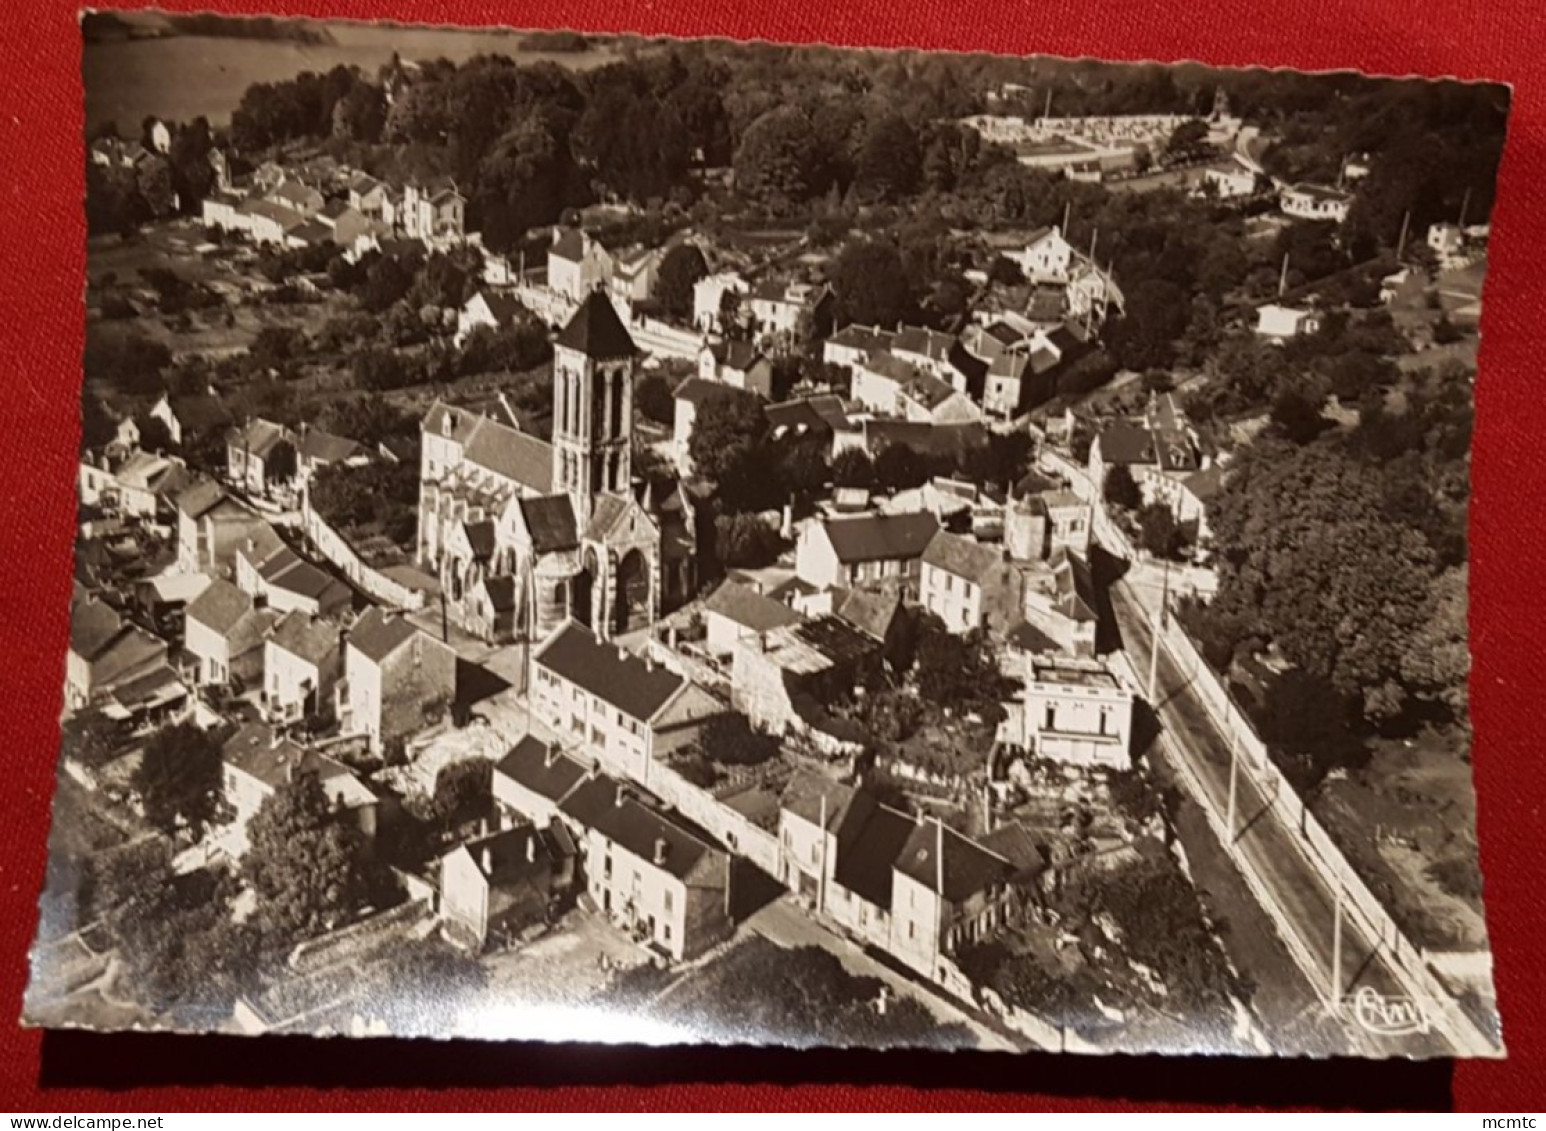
[654,243,708,320]
[700,712,780,767]
[1205,441,1438,720]
[714,511,784,569]
[136,156,176,218]
[1270,386,1331,444]
[831,447,876,490]
[688,388,771,509]
[132,722,224,840]
[1400,565,1470,719]
[432,758,493,830]
[733,106,823,213]
[1163,118,1212,165]
[987,256,1025,287]
[831,239,913,330]
[912,614,1014,728]
[1104,464,1143,510]
[874,443,929,493]
[242,771,378,950]
[1138,503,1187,559]
[1259,669,1366,792]
[359,253,417,313]
[854,114,922,203]
[167,117,216,214]
[60,708,129,770]
[84,331,172,396]
[1105,278,1188,371]
[1433,315,1463,344]
[636,373,675,425]
[776,436,830,500]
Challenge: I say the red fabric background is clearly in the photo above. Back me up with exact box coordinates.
[1,0,1541,1112]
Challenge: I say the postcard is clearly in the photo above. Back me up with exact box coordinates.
[27,8,1508,1059]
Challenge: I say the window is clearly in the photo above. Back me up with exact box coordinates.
[908,922,916,940]
[663,923,672,942]
[663,889,673,913]
[591,725,605,747]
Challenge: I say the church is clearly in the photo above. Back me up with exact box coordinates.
[417,291,697,643]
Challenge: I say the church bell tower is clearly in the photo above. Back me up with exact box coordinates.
[551,289,639,530]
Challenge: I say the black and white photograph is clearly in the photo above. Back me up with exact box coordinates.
[28,8,1508,1059]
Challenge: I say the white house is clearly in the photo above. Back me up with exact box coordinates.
[262,610,342,725]
[795,512,940,594]
[548,228,613,302]
[1201,165,1258,200]
[1006,225,1076,283]
[822,324,895,371]
[456,290,526,346]
[918,530,1021,636]
[1279,183,1353,223]
[1007,655,1134,770]
[1255,303,1322,342]
[693,272,750,333]
[531,623,723,788]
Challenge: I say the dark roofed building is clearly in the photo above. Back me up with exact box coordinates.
[493,735,590,822]
[556,290,637,361]
[797,511,939,595]
[517,494,580,553]
[534,622,685,724]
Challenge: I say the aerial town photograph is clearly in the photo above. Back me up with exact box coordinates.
[26,9,1507,1059]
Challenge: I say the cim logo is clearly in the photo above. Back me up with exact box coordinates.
[1349,986,1431,1037]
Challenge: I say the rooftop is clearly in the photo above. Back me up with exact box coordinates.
[559,774,720,882]
[895,819,1014,903]
[820,511,940,565]
[268,610,341,667]
[535,622,684,723]
[347,607,424,665]
[1030,655,1121,690]
[494,735,590,805]
[921,530,1007,584]
[702,580,803,635]
[555,290,637,362]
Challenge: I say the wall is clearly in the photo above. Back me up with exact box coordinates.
[1121,584,1500,1056]
[301,499,428,612]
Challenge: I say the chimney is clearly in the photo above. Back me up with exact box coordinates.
[543,742,557,769]
[652,837,669,866]
[270,728,285,749]
[525,835,536,864]
[481,846,493,874]
[617,645,628,663]
[615,784,627,808]
[500,809,514,831]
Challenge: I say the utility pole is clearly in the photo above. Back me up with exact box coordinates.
[1278,251,1290,299]
[817,792,829,915]
[1225,723,1240,848]
[1148,559,1169,702]
[1329,873,1345,1016]
[1060,200,1071,236]
[1457,185,1472,230]
[1396,209,1411,262]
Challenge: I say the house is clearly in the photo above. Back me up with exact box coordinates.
[1175,464,1225,544]
[340,607,457,754]
[316,199,376,249]
[239,198,308,245]
[1200,164,1258,200]
[1020,548,1099,658]
[456,289,527,346]
[402,178,466,243]
[65,591,168,713]
[730,615,881,736]
[764,394,848,448]
[777,771,871,910]
[697,340,773,398]
[890,326,958,381]
[1255,303,1322,342]
[227,418,298,500]
[748,280,832,352]
[701,579,803,655]
[1279,183,1353,223]
[1088,394,1204,516]
[270,178,325,216]
[296,427,369,484]
[263,610,343,725]
[531,623,723,788]
[608,245,664,306]
[823,799,918,950]
[1066,260,1125,325]
[235,524,353,618]
[795,511,940,594]
[1427,221,1466,263]
[548,227,613,302]
[183,578,280,688]
[919,530,1022,635]
[108,450,189,520]
[886,817,1018,979]
[1004,479,1091,562]
[693,272,750,333]
[558,773,734,961]
[150,391,233,448]
[834,586,907,666]
[221,721,376,854]
[175,481,268,578]
[439,822,576,950]
[1005,225,1076,283]
[851,353,923,418]
[822,324,895,371]
[1008,655,1134,770]
[347,172,389,217]
[493,735,591,827]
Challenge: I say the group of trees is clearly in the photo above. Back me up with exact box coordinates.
[1192,360,1472,764]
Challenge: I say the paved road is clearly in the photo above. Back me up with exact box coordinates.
[1109,581,1454,1058]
